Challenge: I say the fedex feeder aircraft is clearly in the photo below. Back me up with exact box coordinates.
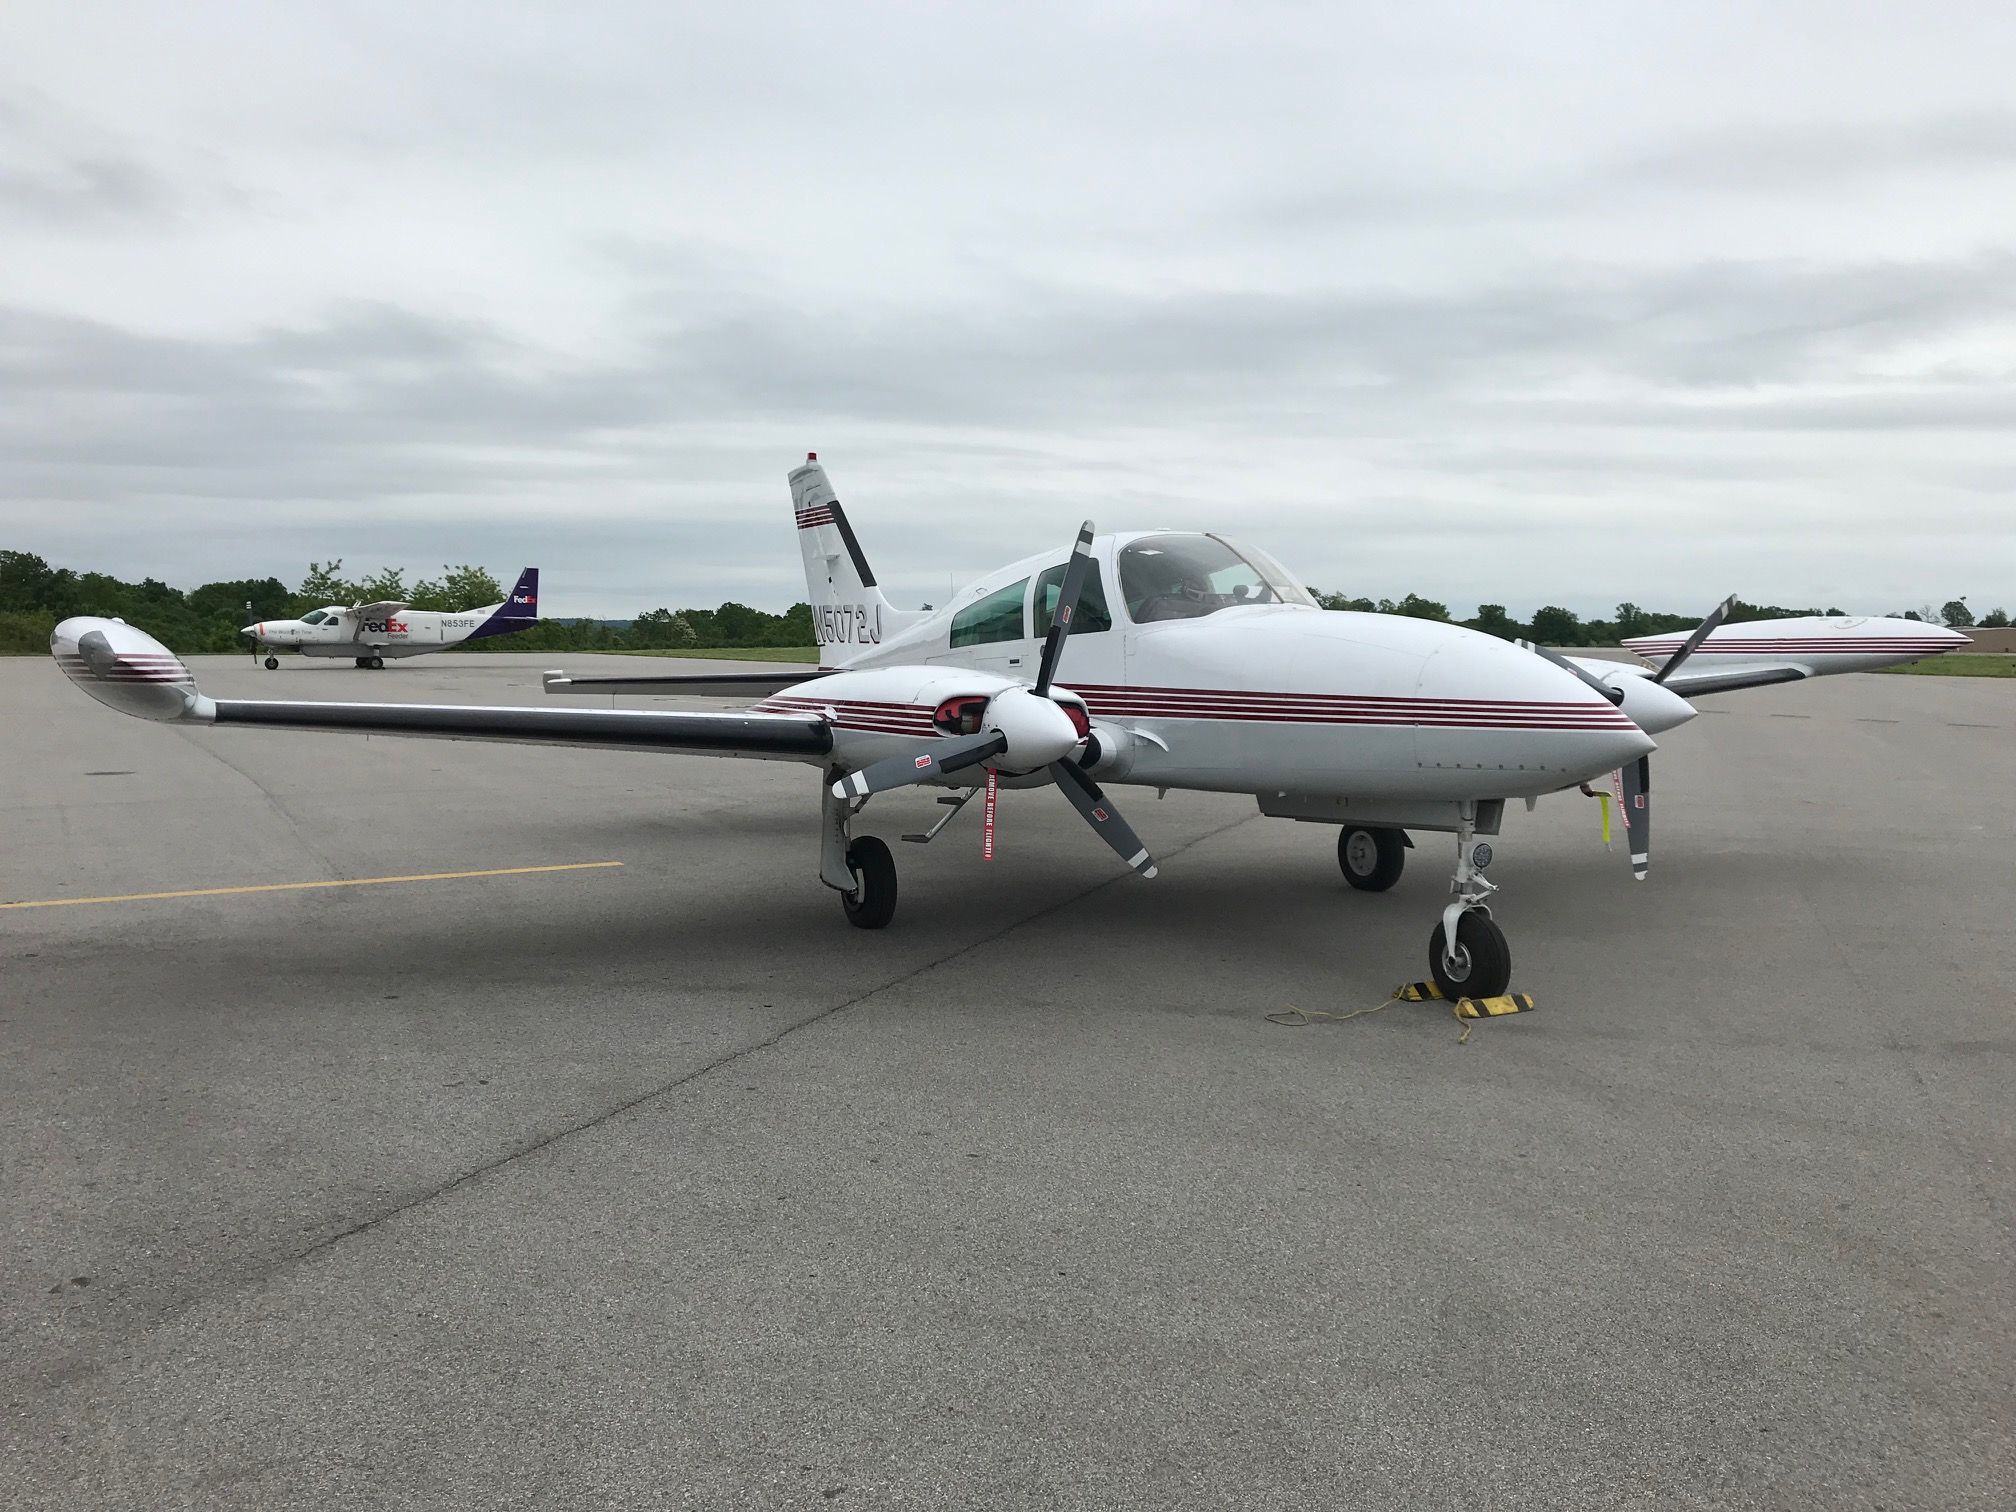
[243,568,540,668]
[53,460,1965,1001]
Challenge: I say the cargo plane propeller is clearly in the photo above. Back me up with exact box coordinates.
[51,457,1967,999]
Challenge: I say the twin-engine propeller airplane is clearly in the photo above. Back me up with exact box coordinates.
[53,458,1966,999]
[242,568,540,669]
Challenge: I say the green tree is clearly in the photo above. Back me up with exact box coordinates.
[1310,589,1377,612]
[297,560,356,608]
[1465,604,1522,640]
[1940,598,1974,627]
[1980,608,2010,628]
[1613,602,1651,639]
[1530,605,1583,645]
[355,566,408,604]
[1392,593,1450,621]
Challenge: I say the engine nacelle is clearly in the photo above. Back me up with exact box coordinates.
[1076,720,1138,781]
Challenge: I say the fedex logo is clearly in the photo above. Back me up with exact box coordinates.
[513,594,535,607]
[362,618,409,635]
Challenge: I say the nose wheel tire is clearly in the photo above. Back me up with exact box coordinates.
[263,656,279,670]
[841,836,897,930]
[1429,911,1512,1001]
[1338,826,1406,891]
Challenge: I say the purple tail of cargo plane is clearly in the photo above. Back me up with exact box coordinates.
[470,568,539,641]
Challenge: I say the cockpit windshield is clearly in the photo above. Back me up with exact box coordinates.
[1116,534,1316,623]
[301,609,332,625]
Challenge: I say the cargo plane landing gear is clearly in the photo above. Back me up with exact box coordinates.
[263,656,279,670]
[354,654,386,669]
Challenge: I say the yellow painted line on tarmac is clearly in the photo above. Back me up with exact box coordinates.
[0,861,625,911]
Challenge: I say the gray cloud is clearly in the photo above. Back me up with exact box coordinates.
[0,3,2012,619]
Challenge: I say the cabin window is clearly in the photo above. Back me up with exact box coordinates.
[949,577,1030,647]
[1117,534,1316,623]
[1033,562,1113,636]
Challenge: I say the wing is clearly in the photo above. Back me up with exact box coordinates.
[53,618,832,762]
[1564,655,1810,699]
[351,599,410,620]
[543,669,815,700]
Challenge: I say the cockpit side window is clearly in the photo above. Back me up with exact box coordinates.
[949,577,1030,647]
[1033,562,1112,636]
[1116,535,1314,623]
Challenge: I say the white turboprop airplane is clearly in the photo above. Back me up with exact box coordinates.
[52,458,1965,1000]
[242,568,540,668]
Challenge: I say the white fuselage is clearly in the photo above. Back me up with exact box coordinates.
[249,605,504,659]
[759,532,1665,803]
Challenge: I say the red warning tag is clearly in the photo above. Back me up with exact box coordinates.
[982,767,998,860]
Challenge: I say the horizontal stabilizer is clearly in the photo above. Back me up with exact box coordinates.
[543,669,814,700]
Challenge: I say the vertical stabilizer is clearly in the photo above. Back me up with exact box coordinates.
[469,568,539,641]
[788,455,918,665]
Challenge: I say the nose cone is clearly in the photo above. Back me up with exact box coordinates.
[1416,632,1654,789]
[1609,672,1698,736]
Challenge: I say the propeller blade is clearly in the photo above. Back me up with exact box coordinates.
[1049,760,1158,877]
[832,730,1005,800]
[1515,638,1624,705]
[1032,521,1097,698]
[1621,754,1651,879]
[1652,595,1737,685]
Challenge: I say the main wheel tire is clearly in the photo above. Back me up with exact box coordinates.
[1429,911,1512,1001]
[841,836,898,930]
[368,655,386,669]
[263,656,279,670]
[1338,826,1406,891]
[355,657,370,668]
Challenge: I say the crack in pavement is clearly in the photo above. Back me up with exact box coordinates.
[29,810,1260,1384]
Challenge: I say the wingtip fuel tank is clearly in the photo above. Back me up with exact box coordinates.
[51,617,213,723]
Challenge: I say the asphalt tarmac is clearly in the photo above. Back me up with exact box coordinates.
[2,651,2011,1510]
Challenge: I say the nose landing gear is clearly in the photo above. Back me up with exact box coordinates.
[1430,808,1511,1000]
[263,656,279,670]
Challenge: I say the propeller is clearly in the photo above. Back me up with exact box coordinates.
[1621,753,1651,880]
[1050,759,1159,877]
[829,519,1158,878]
[1652,594,1736,684]
[1033,522,1097,697]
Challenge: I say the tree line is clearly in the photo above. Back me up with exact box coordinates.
[0,548,2001,655]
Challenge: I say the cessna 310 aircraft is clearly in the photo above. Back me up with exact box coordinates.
[52,458,1965,1000]
[242,568,540,668]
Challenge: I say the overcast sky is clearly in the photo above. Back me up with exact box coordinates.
[4,2,2013,620]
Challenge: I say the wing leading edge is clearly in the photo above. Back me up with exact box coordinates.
[52,617,832,762]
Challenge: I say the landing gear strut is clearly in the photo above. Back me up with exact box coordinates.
[821,775,897,929]
[1429,805,1511,1000]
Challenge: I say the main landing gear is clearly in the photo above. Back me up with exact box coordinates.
[822,776,899,929]
[1337,825,1407,891]
[353,655,386,670]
